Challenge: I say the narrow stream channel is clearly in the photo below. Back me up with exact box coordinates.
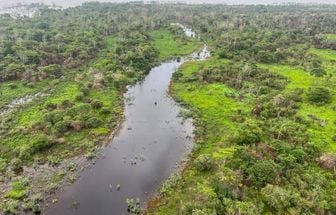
[45,26,209,215]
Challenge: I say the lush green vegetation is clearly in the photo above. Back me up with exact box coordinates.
[151,29,200,61]
[149,4,336,215]
[0,2,200,213]
[1,2,336,215]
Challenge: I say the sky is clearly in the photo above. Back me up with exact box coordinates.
[1,0,335,9]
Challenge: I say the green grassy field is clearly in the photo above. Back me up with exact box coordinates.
[324,34,336,41]
[310,48,336,61]
[0,80,51,109]
[152,45,336,214]
[151,29,200,61]
[261,48,336,152]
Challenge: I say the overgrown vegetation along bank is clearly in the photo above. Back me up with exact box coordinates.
[151,55,336,215]
[1,2,336,214]
[0,3,200,213]
[150,5,336,215]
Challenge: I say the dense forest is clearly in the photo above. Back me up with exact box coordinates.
[0,2,335,215]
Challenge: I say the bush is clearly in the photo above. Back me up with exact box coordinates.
[91,100,103,109]
[247,159,278,188]
[60,99,73,108]
[261,184,294,211]
[195,154,214,172]
[80,87,90,96]
[212,180,238,201]
[66,104,91,118]
[54,120,70,134]
[234,120,263,146]
[160,174,181,196]
[307,87,332,105]
[31,135,52,153]
[75,93,84,101]
[2,199,19,214]
[45,102,57,110]
[23,194,42,213]
[43,112,63,125]
[100,108,111,115]
[278,154,297,172]
[6,179,29,200]
[11,158,23,173]
[310,67,326,77]
[85,117,103,128]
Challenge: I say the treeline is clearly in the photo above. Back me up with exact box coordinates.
[0,2,177,83]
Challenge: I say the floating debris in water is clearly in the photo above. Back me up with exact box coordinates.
[139,154,145,162]
[71,201,80,210]
[126,198,142,214]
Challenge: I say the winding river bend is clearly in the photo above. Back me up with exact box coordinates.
[46,27,209,215]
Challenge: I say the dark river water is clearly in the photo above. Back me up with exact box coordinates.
[45,26,209,215]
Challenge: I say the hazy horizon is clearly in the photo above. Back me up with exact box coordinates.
[1,0,336,9]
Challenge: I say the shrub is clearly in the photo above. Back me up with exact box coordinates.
[91,100,103,109]
[278,154,297,172]
[10,158,23,173]
[80,87,90,96]
[307,87,332,105]
[2,199,19,214]
[247,159,278,188]
[261,184,293,211]
[42,64,61,77]
[100,108,111,115]
[290,148,308,163]
[54,120,70,134]
[85,117,103,128]
[45,102,57,110]
[160,174,181,196]
[75,93,84,101]
[47,155,61,167]
[234,120,263,146]
[6,179,29,200]
[195,154,214,172]
[60,99,73,108]
[212,180,238,201]
[43,112,63,125]
[66,104,91,118]
[310,67,326,77]
[23,193,42,213]
[31,135,52,153]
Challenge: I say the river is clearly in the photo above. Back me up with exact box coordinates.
[45,26,209,215]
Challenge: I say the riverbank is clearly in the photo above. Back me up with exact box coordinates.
[0,27,201,214]
[44,26,202,214]
[148,48,336,214]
